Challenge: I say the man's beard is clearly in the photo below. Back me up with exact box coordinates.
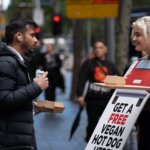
[28,47,35,54]
[21,41,37,55]
[25,45,38,55]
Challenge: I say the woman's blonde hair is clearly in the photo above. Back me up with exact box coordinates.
[132,16,150,39]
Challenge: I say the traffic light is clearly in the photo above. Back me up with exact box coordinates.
[51,14,63,36]
[34,27,42,39]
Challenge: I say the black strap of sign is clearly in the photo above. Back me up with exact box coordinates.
[112,96,119,104]
[115,91,146,107]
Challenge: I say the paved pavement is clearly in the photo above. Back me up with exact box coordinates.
[34,71,138,150]
[34,71,87,150]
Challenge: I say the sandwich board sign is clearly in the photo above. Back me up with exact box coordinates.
[85,89,149,150]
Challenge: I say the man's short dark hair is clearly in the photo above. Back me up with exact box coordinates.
[5,18,38,44]
[92,39,107,49]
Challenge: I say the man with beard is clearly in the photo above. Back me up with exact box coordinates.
[0,18,49,150]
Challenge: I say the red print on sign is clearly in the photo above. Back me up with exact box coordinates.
[93,0,118,4]
[107,113,128,125]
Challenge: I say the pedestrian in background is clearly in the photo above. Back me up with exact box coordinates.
[129,16,150,150]
[76,40,120,142]
[0,18,49,150]
[40,43,65,101]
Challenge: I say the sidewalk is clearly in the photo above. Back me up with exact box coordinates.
[34,71,87,150]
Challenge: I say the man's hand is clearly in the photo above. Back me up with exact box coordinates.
[33,71,49,90]
[76,96,86,107]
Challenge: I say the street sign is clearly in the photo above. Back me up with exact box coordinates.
[33,8,44,26]
[85,89,149,150]
[66,0,119,19]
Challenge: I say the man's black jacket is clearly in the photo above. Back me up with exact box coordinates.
[0,42,42,150]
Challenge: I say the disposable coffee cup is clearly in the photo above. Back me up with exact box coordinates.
[36,69,45,78]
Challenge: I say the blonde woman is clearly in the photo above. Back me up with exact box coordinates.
[130,16,150,150]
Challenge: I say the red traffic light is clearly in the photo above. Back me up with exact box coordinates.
[34,27,41,33]
[51,14,63,36]
[53,15,61,22]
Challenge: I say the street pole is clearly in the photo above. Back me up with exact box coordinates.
[53,0,60,52]
[53,0,60,14]
[87,19,92,57]
[106,18,115,63]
